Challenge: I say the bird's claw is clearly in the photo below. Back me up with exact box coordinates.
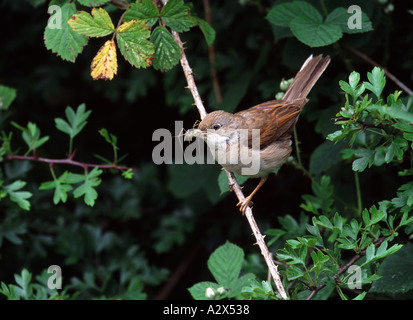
[237,197,253,215]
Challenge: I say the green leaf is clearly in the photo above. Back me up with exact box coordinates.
[290,16,343,47]
[3,180,32,211]
[116,20,155,69]
[98,128,118,147]
[55,103,91,139]
[195,17,216,46]
[309,141,344,175]
[160,0,196,32]
[14,269,33,299]
[325,7,373,34]
[339,71,366,101]
[368,105,413,124]
[39,171,73,205]
[124,0,159,27]
[266,1,319,27]
[77,0,110,7]
[68,8,115,37]
[398,182,413,207]
[207,242,244,289]
[352,148,374,172]
[71,167,102,206]
[0,85,17,110]
[187,281,221,300]
[370,243,413,294]
[266,1,343,47]
[12,121,49,154]
[151,26,180,71]
[44,3,88,62]
[363,67,386,100]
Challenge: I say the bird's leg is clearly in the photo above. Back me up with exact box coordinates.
[237,176,268,214]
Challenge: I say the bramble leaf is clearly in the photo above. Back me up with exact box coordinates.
[44,3,88,62]
[124,0,159,27]
[116,20,154,69]
[68,8,115,38]
[160,0,196,32]
[91,40,118,80]
[151,26,180,71]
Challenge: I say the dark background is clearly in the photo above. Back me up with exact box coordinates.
[0,0,412,299]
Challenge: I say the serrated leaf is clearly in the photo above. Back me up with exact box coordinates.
[124,0,159,26]
[44,3,88,62]
[68,8,114,38]
[116,20,154,69]
[151,25,180,71]
[91,40,118,80]
[290,16,343,47]
[160,0,196,32]
[207,242,244,288]
[266,1,320,27]
[325,7,373,34]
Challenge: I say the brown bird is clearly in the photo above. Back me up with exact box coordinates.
[186,55,330,214]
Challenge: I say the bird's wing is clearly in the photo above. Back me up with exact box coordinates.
[237,99,305,149]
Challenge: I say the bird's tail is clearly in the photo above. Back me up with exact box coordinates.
[282,55,331,106]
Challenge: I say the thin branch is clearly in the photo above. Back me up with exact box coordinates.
[160,0,287,298]
[348,47,413,96]
[170,30,208,119]
[4,154,137,172]
[224,171,288,299]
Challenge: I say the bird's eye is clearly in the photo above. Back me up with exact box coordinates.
[212,124,221,130]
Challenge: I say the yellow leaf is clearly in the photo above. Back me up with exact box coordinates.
[91,40,117,80]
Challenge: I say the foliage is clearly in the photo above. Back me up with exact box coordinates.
[1,0,413,301]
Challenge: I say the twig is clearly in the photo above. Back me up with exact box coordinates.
[348,47,413,96]
[225,171,288,299]
[4,154,137,172]
[161,0,287,299]
[170,30,207,119]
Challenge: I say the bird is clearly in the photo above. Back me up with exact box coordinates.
[186,55,331,214]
